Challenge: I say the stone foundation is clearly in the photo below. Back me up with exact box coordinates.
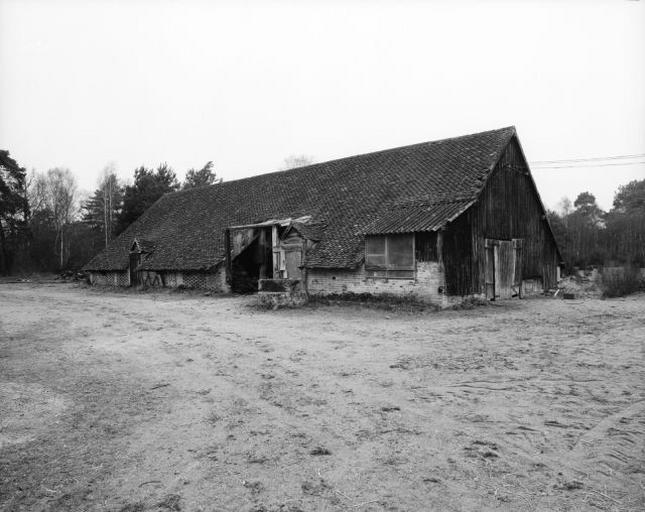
[258,279,306,308]
[89,262,542,306]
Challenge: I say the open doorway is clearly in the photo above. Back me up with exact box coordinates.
[229,227,272,294]
[226,217,315,294]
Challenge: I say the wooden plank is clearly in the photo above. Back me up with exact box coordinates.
[494,240,515,299]
[258,229,267,279]
[484,241,495,300]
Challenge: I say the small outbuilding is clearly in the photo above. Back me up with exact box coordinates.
[84,127,563,305]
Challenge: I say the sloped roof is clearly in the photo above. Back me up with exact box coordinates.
[289,221,327,242]
[361,199,473,235]
[84,126,516,271]
[131,238,156,253]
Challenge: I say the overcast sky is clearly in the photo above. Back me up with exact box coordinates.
[1,0,644,211]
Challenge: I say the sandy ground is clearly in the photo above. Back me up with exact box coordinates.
[0,283,644,512]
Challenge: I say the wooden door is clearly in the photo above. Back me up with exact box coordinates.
[485,238,522,300]
[129,252,141,286]
[284,249,302,280]
[494,240,515,299]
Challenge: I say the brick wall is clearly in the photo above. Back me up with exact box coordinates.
[307,261,447,306]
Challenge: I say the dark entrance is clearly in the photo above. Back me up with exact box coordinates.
[230,227,273,294]
[232,236,262,293]
[129,252,141,286]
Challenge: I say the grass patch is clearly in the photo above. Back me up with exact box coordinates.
[600,266,643,298]
[449,296,489,310]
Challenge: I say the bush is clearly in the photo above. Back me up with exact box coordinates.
[600,265,643,298]
[449,296,489,310]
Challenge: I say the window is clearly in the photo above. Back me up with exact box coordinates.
[365,234,415,279]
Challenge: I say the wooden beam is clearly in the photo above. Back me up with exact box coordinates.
[224,228,232,285]
[272,225,279,278]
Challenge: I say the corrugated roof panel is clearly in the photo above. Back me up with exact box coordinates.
[361,200,473,234]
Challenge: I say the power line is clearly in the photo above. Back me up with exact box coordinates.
[530,152,645,165]
[532,160,645,170]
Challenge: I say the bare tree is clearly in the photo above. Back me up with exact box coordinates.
[81,165,124,248]
[26,169,48,217]
[557,197,572,218]
[99,165,120,248]
[45,168,78,269]
[281,154,315,170]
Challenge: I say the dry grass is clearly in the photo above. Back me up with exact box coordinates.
[601,266,643,298]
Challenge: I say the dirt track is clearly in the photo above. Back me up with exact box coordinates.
[1,283,644,511]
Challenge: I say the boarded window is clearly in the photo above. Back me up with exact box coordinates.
[415,232,438,261]
[365,234,415,279]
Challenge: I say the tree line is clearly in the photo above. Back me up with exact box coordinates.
[546,180,645,270]
[7,148,639,276]
[0,150,219,274]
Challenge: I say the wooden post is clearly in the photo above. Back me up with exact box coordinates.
[513,238,523,299]
[224,228,232,285]
[272,224,279,278]
[258,228,267,279]
[437,229,446,296]
[302,239,309,298]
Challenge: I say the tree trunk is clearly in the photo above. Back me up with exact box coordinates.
[59,227,64,269]
[0,219,9,275]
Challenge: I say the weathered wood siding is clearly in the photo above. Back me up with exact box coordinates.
[442,214,473,295]
[443,137,560,295]
[415,232,438,262]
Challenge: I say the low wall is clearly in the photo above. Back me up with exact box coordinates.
[306,262,447,306]
[90,263,547,304]
[258,279,306,308]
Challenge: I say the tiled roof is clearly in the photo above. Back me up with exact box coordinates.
[132,238,156,253]
[84,126,516,271]
[288,221,327,241]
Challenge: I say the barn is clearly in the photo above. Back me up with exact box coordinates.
[83,127,563,305]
